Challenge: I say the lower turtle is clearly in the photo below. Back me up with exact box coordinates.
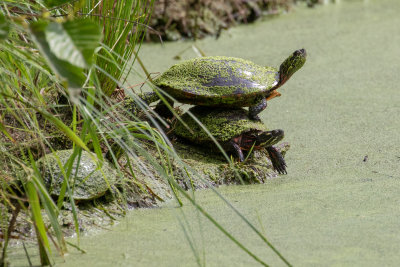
[174,106,287,174]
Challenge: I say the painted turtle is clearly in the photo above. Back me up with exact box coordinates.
[174,106,287,174]
[38,150,121,201]
[144,49,306,120]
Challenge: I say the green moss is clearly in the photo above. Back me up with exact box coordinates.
[37,150,121,200]
[154,56,279,106]
[173,140,290,184]
[175,107,268,143]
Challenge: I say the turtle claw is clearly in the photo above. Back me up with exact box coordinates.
[266,146,287,174]
[229,140,245,162]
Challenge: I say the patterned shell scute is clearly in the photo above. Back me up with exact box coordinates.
[175,107,269,144]
[155,56,278,98]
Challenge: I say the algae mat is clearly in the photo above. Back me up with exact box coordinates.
[10,0,400,266]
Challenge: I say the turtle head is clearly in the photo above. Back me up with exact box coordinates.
[255,129,284,147]
[278,49,307,86]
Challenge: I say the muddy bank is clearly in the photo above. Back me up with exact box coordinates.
[148,0,325,41]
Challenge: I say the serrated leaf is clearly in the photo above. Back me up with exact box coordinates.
[46,20,101,68]
[0,14,10,40]
[30,20,86,101]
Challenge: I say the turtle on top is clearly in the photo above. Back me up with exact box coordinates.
[139,49,307,173]
[144,49,306,120]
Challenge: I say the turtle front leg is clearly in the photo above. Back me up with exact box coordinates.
[154,98,175,119]
[266,146,287,174]
[248,98,267,121]
[229,140,245,162]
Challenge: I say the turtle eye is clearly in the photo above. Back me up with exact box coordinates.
[256,132,264,137]
[294,49,306,57]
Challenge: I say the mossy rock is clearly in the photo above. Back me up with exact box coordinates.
[173,141,290,186]
[37,150,121,201]
[116,153,174,205]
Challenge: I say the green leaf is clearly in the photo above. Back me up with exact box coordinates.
[0,14,10,40]
[46,20,101,68]
[28,152,67,254]
[25,180,51,255]
[0,120,15,143]
[38,108,91,153]
[30,20,85,97]
[43,0,73,8]
[29,19,101,102]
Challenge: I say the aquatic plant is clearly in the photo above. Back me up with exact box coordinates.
[0,0,155,265]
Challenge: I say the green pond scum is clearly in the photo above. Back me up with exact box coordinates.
[9,0,400,266]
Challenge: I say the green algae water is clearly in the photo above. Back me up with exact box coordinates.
[10,0,400,265]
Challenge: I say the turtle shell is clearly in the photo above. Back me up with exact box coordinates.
[174,106,269,144]
[37,150,120,201]
[154,56,279,107]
